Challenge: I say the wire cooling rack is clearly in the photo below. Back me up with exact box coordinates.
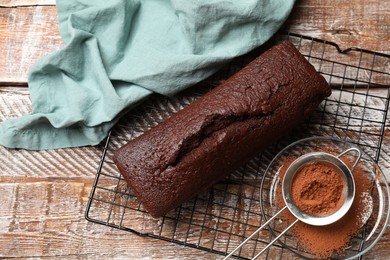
[85,32,390,259]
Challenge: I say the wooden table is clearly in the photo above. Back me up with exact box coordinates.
[1,0,389,259]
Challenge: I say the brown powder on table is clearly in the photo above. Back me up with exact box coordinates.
[291,162,345,216]
[276,156,372,258]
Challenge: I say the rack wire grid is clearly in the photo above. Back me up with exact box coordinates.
[85,32,390,259]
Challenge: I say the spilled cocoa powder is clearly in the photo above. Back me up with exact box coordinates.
[277,155,372,258]
[291,162,345,216]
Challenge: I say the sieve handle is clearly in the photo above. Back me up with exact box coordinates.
[252,218,299,259]
[337,147,361,172]
[223,206,298,260]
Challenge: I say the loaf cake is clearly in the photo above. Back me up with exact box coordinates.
[113,41,331,218]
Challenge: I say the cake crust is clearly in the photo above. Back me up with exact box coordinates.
[113,41,331,218]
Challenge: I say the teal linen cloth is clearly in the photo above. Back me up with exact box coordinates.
[0,0,294,150]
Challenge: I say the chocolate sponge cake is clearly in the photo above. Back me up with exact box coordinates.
[113,41,331,218]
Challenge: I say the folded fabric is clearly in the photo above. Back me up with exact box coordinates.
[0,0,295,150]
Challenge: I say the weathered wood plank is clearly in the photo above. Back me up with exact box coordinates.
[0,181,223,259]
[0,179,389,259]
[0,0,55,7]
[0,5,62,85]
[0,1,389,84]
[286,0,390,53]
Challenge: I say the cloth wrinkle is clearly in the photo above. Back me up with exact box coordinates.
[0,0,295,150]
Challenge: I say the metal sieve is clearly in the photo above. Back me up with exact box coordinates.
[224,147,361,260]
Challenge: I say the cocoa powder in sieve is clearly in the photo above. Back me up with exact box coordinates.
[291,162,345,216]
[276,156,372,258]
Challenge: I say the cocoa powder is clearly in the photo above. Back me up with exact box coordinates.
[291,162,345,216]
[276,156,372,258]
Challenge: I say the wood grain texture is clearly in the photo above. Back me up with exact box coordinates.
[0,181,225,259]
[0,176,389,259]
[0,0,389,84]
[1,0,390,259]
[0,0,55,7]
[0,5,62,85]
[286,0,390,53]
